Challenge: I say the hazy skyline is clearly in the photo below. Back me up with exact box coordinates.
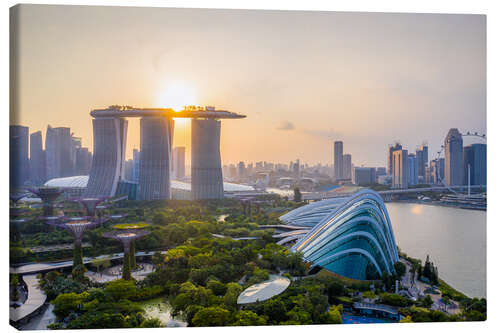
[11,5,486,166]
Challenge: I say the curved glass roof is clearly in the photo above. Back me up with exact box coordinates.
[45,175,89,188]
[45,176,255,192]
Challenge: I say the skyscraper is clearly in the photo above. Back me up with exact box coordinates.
[45,126,72,179]
[172,147,186,181]
[415,145,429,183]
[463,143,486,186]
[30,130,46,185]
[137,117,175,200]
[70,136,82,176]
[75,147,92,175]
[10,125,29,189]
[407,153,418,186]
[429,158,445,184]
[132,149,140,182]
[237,161,246,179]
[392,149,408,189]
[334,141,343,181]
[387,143,402,176]
[444,128,463,186]
[342,154,352,180]
[191,119,224,200]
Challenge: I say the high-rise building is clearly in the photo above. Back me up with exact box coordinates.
[237,161,246,179]
[293,159,300,180]
[75,147,92,175]
[463,143,486,186]
[444,128,463,186]
[342,154,352,180]
[415,145,428,183]
[85,118,128,197]
[387,143,402,176]
[172,147,186,181]
[334,141,343,181]
[429,158,445,184]
[123,159,134,181]
[392,149,408,189]
[70,136,82,176]
[132,149,140,182]
[191,119,224,200]
[30,130,46,185]
[45,126,73,180]
[375,167,387,177]
[10,125,29,189]
[407,153,418,186]
[137,117,174,200]
[353,167,376,185]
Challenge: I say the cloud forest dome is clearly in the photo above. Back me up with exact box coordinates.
[289,189,399,280]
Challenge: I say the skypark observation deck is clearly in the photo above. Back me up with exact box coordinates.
[86,105,245,201]
[90,106,246,119]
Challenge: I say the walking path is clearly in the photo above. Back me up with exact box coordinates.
[10,274,47,324]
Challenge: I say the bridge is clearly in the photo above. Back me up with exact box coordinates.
[302,185,486,201]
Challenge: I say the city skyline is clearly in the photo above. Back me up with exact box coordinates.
[11,5,486,166]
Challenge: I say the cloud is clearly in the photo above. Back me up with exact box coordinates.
[276,121,295,131]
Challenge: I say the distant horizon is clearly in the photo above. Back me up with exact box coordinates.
[11,5,486,166]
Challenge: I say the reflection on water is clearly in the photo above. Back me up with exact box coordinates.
[387,203,486,298]
[140,297,187,327]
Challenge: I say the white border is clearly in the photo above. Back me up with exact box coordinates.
[2,1,498,333]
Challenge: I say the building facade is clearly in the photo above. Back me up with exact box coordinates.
[334,141,343,181]
[392,149,408,189]
[387,143,402,176]
[415,145,428,183]
[407,153,418,186]
[191,119,224,200]
[30,130,46,185]
[45,126,73,180]
[342,154,352,180]
[172,146,186,180]
[85,118,128,197]
[353,167,376,185]
[444,128,463,186]
[137,117,174,200]
[463,143,486,186]
[10,125,29,189]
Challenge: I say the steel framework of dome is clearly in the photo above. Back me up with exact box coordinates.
[283,189,399,280]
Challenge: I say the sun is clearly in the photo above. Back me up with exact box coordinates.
[157,82,197,111]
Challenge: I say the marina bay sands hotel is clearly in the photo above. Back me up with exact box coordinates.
[84,105,245,200]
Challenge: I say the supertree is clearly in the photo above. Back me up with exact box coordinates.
[102,227,150,280]
[45,216,108,281]
[28,187,64,217]
[72,197,110,217]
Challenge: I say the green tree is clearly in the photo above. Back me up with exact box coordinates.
[105,279,137,300]
[326,304,343,324]
[52,292,89,318]
[231,310,267,326]
[394,261,406,279]
[400,315,413,323]
[192,306,231,327]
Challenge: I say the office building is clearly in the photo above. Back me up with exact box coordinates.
[172,147,186,180]
[10,125,29,189]
[45,126,72,179]
[132,149,140,182]
[334,141,343,181]
[429,158,445,184]
[353,167,376,185]
[392,149,408,189]
[137,117,174,200]
[237,161,246,179]
[30,130,46,185]
[463,143,487,186]
[407,153,418,186]
[415,145,429,183]
[387,143,402,176]
[75,147,92,175]
[444,128,463,186]
[342,154,352,180]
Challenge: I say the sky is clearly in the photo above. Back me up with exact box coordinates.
[11,5,486,167]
